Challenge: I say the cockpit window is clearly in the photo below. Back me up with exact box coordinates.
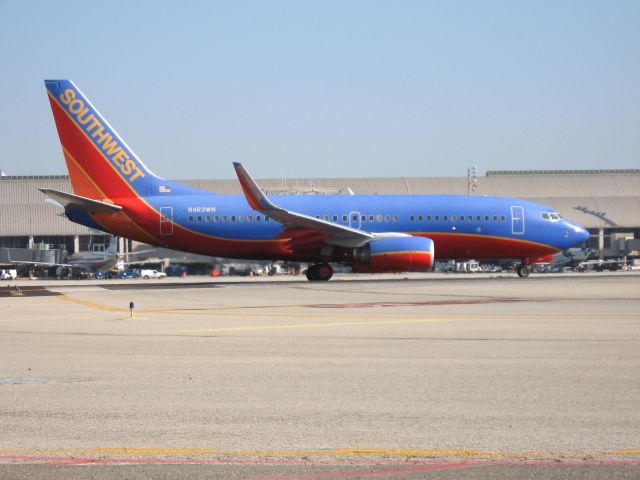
[542,212,562,221]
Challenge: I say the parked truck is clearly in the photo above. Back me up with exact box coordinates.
[140,269,166,279]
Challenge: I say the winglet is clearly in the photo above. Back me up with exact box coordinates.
[233,162,278,211]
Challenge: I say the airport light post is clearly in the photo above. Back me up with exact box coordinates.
[467,165,478,195]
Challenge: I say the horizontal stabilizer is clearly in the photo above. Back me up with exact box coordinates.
[39,189,122,213]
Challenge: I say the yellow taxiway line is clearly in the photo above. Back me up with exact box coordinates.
[0,447,638,459]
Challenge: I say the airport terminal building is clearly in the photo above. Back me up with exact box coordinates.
[1,169,639,261]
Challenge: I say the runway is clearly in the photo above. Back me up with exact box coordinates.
[0,272,639,479]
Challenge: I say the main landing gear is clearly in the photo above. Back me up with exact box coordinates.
[305,263,333,281]
[516,265,531,278]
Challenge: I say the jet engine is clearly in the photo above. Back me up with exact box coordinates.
[350,236,435,273]
[55,266,71,278]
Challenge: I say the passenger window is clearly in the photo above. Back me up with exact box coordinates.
[410,215,415,221]
[384,215,390,222]
[435,215,440,221]
[213,216,218,223]
[393,215,398,222]
[500,215,506,221]
[343,215,348,222]
[443,215,448,221]
[230,215,236,222]
[376,214,383,222]
[222,215,228,222]
[459,216,464,222]
[452,216,457,222]
[492,215,498,221]
[247,215,253,222]
[352,214,358,221]
[418,215,423,221]
[188,216,194,222]
[256,216,261,222]
[323,215,329,221]
[476,216,481,221]
[484,215,489,221]
[369,215,374,222]
[361,215,366,222]
[197,216,202,222]
[426,215,432,221]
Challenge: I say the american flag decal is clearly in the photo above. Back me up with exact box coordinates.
[159,185,171,193]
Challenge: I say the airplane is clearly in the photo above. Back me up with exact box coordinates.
[7,236,158,278]
[40,79,590,281]
[58,234,120,277]
[8,236,119,278]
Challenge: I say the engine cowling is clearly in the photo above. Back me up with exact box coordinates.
[351,236,434,273]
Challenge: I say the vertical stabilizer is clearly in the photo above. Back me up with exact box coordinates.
[45,80,157,200]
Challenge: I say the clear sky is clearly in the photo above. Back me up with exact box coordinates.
[1,0,638,179]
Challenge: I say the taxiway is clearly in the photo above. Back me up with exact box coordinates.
[0,272,639,478]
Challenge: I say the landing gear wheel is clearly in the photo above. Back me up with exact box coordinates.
[305,265,318,281]
[315,263,333,281]
[305,263,333,281]
[517,265,531,278]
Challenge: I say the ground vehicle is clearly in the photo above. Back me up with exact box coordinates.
[577,260,625,272]
[455,260,482,273]
[140,269,166,279]
[0,269,17,280]
[165,265,188,277]
[116,269,141,279]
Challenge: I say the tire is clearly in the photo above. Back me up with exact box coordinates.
[305,266,317,281]
[316,263,333,281]
[517,265,530,278]
[143,275,149,280]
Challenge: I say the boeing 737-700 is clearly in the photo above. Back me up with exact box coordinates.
[40,80,590,281]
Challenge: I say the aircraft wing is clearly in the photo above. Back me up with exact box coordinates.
[233,162,376,248]
[9,260,72,268]
[39,189,122,213]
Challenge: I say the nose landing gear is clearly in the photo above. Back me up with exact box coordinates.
[305,263,334,281]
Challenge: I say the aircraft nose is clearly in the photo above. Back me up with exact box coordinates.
[577,226,590,243]
[564,222,590,246]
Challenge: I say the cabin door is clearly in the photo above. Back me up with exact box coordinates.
[511,206,525,235]
[160,207,173,235]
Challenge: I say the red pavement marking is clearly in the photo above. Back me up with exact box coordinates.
[313,299,523,308]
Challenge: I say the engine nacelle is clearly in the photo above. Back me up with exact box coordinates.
[351,236,435,273]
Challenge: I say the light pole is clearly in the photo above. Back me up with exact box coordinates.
[467,165,478,195]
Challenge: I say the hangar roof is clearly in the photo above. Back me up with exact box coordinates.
[0,170,638,235]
